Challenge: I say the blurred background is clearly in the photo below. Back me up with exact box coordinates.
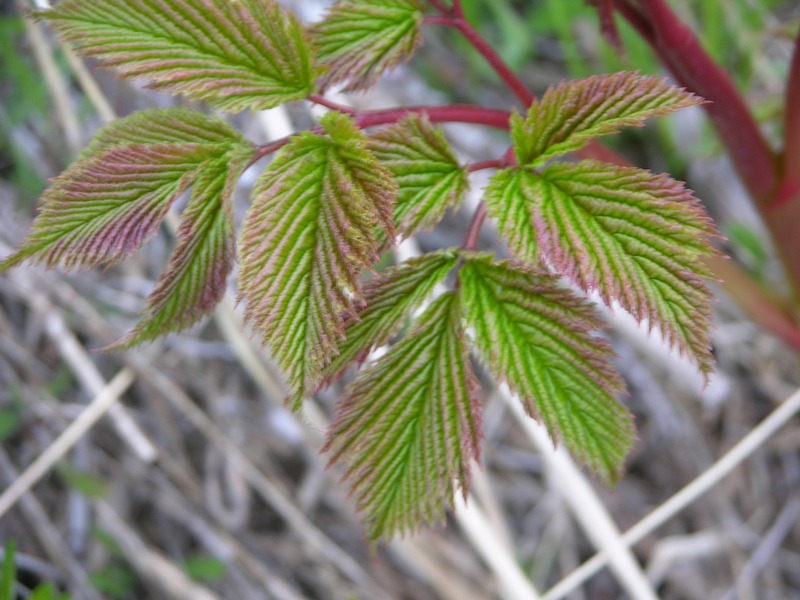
[1,0,800,598]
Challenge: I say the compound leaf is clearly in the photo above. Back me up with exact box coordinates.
[43,0,319,112]
[322,249,459,383]
[492,160,717,374]
[108,147,252,348]
[238,112,396,406]
[1,110,249,272]
[312,0,424,92]
[512,72,702,165]
[459,254,633,482]
[370,115,468,242]
[324,292,481,541]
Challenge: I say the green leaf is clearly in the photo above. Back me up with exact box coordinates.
[322,249,459,383]
[483,167,540,264]
[511,72,702,165]
[1,109,250,273]
[91,528,124,559]
[1,541,15,600]
[108,147,251,348]
[29,583,70,600]
[57,464,108,498]
[312,0,424,92]
[370,115,469,242]
[0,389,23,442]
[238,112,396,406]
[42,0,319,112]
[487,161,717,373]
[89,564,136,599]
[79,107,246,159]
[182,555,226,582]
[324,292,481,541]
[459,254,633,482]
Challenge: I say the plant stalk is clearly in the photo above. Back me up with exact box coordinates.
[615,0,779,206]
[611,0,800,316]
[251,104,511,164]
[775,28,800,208]
[462,202,487,251]
[425,11,534,107]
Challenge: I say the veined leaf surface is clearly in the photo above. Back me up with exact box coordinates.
[370,115,468,242]
[483,167,540,264]
[80,108,245,158]
[43,0,319,112]
[459,254,633,482]
[324,292,481,541]
[238,112,396,406]
[312,0,424,92]
[108,148,252,348]
[322,249,459,383]
[1,110,250,272]
[486,161,717,373]
[512,72,701,165]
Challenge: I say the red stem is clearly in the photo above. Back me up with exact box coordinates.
[424,16,453,26]
[308,94,356,114]
[309,95,512,130]
[612,0,653,44]
[354,104,510,129]
[710,253,800,349]
[622,0,779,205]
[251,104,511,164]
[425,15,534,106]
[775,28,800,207]
[459,158,512,250]
[468,158,508,172]
[461,202,487,251]
[250,136,300,165]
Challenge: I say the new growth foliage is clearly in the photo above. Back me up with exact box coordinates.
[2,0,719,541]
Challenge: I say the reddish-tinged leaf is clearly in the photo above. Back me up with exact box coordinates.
[324,292,482,541]
[459,254,633,482]
[238,112,396,406]
[42,0,320,112]
[489,161,718,374]
[370,115,468,242]
[321,249,459,383]
[107,148,251,348]
[1,145,212,272]
[1,109,249,273]
[512,72,702,165]
[311,0,424,92]
[80,107,245,158]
